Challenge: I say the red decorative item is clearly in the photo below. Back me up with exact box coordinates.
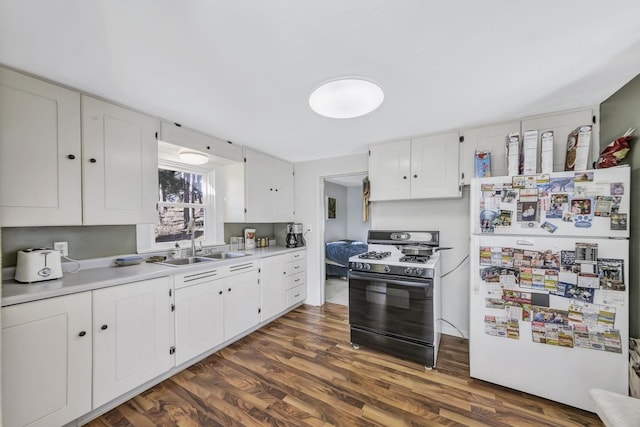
[597,128,634,168]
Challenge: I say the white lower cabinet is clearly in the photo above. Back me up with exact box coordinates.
[175,269,225,366]
[1,292,92,427]
[260,250,306,322]
[224,268,261,340]
[260,254,288,321]
[92,277,174,408]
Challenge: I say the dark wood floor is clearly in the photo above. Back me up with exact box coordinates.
[87,303,603,426]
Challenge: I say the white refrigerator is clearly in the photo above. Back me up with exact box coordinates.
[469,165,630,412]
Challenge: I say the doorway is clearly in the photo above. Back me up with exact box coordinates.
[322,173,369,306]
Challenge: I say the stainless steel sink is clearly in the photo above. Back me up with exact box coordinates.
[160,256,217,266]
[203,252,247,259]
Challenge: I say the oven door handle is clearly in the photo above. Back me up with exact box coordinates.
[349,272,432,288]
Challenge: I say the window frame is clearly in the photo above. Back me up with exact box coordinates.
[136,160,222,253]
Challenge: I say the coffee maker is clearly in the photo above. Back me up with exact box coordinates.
[286,223,305,248]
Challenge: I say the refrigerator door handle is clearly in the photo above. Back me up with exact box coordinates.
[516,239,535,246]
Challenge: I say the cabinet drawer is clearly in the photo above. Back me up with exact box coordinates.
[286,272,306,290]
[285,259,305,276]
[286,284,306,306]
[287,251,306,263]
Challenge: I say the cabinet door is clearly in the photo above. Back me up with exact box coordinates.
[460,121,521,184]
[2,293,92,427]
[244,148,275,222]
[175,279,224,365]
[82,95,158,225]
[521,108,595,173]
[0,67,82,226]
[272,157,295,221]
[411,132,461,199]
[260,254,288,321]
[369,139,411,201]
[224,270,260,340]
[93,277,173,408]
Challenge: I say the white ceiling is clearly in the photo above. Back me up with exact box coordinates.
[2,1,640,163]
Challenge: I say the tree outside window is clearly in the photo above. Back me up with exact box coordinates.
[156,168,206,243]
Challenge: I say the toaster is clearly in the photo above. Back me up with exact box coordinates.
[15,249,63,283]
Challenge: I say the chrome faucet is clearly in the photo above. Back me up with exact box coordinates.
[187,218,197,257]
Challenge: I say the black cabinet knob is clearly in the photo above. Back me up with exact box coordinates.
[219,290,223,295]
[78,331,86,337]
[228,288,231,292]
[403,176,407,179]
[67,154,76,160]
[414,174,418,178]
[101,324,108,330]
[90,158,97,163]
[275,188,278,192]
[270,188,273,191]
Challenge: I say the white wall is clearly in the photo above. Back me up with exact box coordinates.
[323,182,348,242]
[294,154,369,306]
[371,191,471,338]
[294,152,470,339]
[347,186,369,242]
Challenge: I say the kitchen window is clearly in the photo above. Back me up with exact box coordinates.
[136,161,222,253]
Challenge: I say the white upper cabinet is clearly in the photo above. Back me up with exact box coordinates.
[410,132,461,199]
[0,66,83,226]
[368,139,411,201]
[0,67,159,226]
[460,121,520,185]
[82,95,158,225]
[460,108,596,184]
[520,108,596,173]
[369,132,461,201]
[223,147,295,222]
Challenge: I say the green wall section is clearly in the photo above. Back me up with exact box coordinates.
[600,72,640,338]
[1,225,137,267]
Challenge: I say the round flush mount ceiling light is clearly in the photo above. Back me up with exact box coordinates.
[178,150,209,165]
[309,78,384,119]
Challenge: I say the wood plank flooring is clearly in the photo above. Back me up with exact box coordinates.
[86,303,603,426]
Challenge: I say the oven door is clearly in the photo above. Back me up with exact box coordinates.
[348,271,434,343]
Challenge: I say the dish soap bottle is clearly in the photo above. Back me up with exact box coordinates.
[168,242,181,259]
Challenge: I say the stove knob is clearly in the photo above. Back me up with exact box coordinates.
[356,263,364,270]
[404,267,414,275]
[413,268,423,276]
[364,263,371,271]
[383,265,391,273]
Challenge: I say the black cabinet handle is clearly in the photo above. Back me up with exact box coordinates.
[413,174,418,178]
[78,331,86,337]
[101,324,108,330]
[90,158,97,163]
[67,154,76,160]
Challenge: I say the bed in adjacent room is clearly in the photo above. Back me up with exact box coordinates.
[325,239,368,278]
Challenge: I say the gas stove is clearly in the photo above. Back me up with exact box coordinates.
[350,245,438,278]
[349,231,441,279]
[348,230,443,368]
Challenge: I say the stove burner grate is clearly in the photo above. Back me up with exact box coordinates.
[358,251,391,260]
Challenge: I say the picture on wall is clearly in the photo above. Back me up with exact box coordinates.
[327,197,336,219]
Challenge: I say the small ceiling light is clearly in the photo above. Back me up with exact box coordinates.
[178,150,209,165]
[309,78,384,119]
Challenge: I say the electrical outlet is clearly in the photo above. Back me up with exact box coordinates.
[53,241,69,256]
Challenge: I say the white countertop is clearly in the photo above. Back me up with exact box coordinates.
[2,246,304,307]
